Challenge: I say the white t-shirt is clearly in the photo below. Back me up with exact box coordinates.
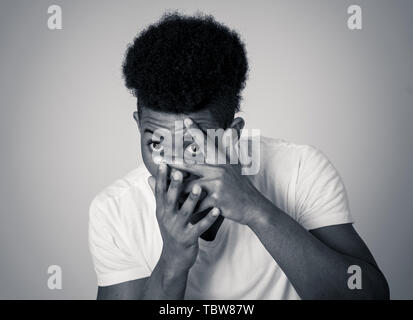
[88,136,353,299]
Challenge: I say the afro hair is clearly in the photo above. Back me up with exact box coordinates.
[122,12,248,125]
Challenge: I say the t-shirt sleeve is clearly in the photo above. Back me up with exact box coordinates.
[88,197,152,287]
[294,145,354,230]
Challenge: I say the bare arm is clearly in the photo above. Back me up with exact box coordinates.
[97,163,220,300]
[97,255,189,300]
[168,117,390,300]
[248,199,390,300]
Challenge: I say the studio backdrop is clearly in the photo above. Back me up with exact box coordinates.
[0,0,412,299]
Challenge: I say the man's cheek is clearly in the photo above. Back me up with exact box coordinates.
[142,151,158,177]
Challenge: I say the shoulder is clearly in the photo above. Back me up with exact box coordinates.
[254,137,352,229]
[91,164,151,204]
[88,164,154,226]
[259,136,320,156]
[254,136,323,172]
[88,164,159,286]
[257,136,339,187]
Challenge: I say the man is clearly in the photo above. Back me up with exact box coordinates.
[89,12,389,299]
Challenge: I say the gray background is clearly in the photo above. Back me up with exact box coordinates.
[0,0,412,299]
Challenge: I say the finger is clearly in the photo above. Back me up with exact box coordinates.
[148,176,155,194]
[169,167,186,184]
[166,170,183,208]
[184,117,227,165]
[189,207,221,237]
[168,160,211,177]
[181,178,211,195]
[179,184,202,217]
[192,195,217,213]
[184,118,215,148]
[155,162,168,202]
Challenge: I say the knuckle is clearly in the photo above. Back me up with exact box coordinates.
[180,205,191,216]
[159,213,168,225]
[168,182,178,192]
[211,192,219,201]
[166,197,176,208]
[215,180,223,190]
[206,213,215,222]
[199,218,211,229]
[171,176,182,186]
[177,205,186,214]
[155,183,163,194]
[189,191,199,201]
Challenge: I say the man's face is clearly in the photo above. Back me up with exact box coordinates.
[136,107,221,182]
[135,107,243,239]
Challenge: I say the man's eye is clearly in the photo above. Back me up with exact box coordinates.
[185,143,201,156]
[149,142,164,152]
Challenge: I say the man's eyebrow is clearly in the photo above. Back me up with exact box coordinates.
[144,128,164,141]
[187,122,208,136]
[144,123,209,138]
[183,126,208,143]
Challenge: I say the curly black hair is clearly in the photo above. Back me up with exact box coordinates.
[122,12,248,126]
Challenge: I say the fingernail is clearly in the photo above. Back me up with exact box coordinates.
[184,118,193,127]
[192,184,201,195]
[211,207,220,217]
[172,170,182,181]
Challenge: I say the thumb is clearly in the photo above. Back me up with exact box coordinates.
[148,176,155,194]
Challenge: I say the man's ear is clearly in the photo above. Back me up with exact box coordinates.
[133,111,140,129]
[228,117,245,140]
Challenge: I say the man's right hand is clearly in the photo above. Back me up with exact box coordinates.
[148,161,221,272]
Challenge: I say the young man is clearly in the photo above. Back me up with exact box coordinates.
[89,13,389,299]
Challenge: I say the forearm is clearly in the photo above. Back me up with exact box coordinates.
[142,253,190,300]
[248,199,388,299]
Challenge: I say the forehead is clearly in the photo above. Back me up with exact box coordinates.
[139,108,220,136]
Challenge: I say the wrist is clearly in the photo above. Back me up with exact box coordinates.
[159,255,189,292]
[160,250,191,277]
[148,251,190,299]
[246,195,279,231]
